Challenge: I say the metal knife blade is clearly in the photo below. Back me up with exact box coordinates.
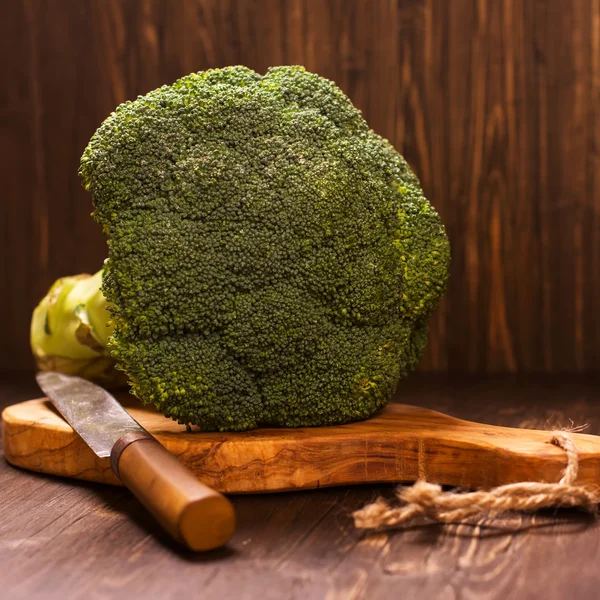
[36,371,145,458]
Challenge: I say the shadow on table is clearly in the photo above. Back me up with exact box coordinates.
[352,508,597,544]
[92,484,239,562]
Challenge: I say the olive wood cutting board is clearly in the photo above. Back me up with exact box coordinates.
[4,396,600,493]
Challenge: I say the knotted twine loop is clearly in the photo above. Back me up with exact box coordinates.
[353,430,600,530]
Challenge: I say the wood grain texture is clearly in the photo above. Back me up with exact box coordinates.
[2,0,600,373]
[5,394,600,493]
[3,374,600,599]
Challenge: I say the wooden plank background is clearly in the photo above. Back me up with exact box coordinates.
[2,0,599,373]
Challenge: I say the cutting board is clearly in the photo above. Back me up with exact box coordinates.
[4,396,600,493]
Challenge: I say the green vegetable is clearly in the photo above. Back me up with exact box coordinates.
[69,65,450,430]
[30,271,125,386]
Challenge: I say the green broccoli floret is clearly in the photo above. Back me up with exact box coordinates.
[79,65,450,431]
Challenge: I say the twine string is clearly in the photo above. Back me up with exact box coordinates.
[353,430,599,530]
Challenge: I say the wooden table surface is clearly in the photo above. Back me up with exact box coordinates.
[2,374,600,600]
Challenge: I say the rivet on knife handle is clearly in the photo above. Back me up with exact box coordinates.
[111,434,236,551]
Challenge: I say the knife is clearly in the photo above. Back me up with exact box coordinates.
[36,371,235,551]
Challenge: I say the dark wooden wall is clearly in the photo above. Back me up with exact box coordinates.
[2,0,600,372]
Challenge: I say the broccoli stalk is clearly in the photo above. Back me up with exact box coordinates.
[36,65,450,431]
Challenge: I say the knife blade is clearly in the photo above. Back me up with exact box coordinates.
[36,371,235,551]
[37,371,146,458]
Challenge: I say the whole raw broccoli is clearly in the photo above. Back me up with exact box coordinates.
[79,65,450,431]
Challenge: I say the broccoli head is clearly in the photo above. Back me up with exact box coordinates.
[79,65,450,431]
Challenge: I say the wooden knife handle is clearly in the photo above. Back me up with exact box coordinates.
[111,433,235,551]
